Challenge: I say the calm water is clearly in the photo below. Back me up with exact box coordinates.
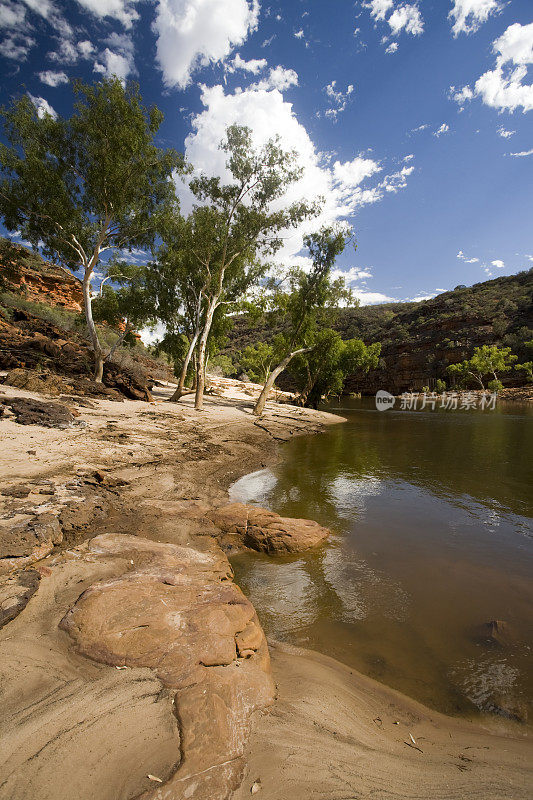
[230,398,533,725]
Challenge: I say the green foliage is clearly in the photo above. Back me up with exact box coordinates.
[435,378,446,394]
[291,331,380,406]
[208,353,234,377]
[0,78,182,269]
[239,342,274,383]
[447,344,518,390]
[422,385,430,394]
[488,379,503,392]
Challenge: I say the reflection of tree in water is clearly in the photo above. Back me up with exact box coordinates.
[267,401,533,521]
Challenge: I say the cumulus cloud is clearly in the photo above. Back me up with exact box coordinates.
[449,84,474,110]
[177,82,414,265]
[253,65,298,91]
[331,266,374,286]
[228,53,267,74]
[93,32,135,80]
[491,259,505,268]
[385,41,398,54]
[364,1,423,46]
[353,289,397,305]
[474,22,533,113]
[497,125,515,138]
[74,0,140,29]
[449,0,503,37]
[323,80,355,121]
[294,29,304,39]
[27,93,57,119]
[38,69,68,86]
[153,0,259,88]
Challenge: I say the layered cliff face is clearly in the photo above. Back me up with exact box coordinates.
[226,270,533,394]
[0,239,83,312]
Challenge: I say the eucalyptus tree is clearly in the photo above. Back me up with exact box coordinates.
[172,124,317,410]
[292,331,381,407]
[252,225,353,416]
[0,77,182,381]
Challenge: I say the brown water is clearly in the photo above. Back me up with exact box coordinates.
[230,398,533,724]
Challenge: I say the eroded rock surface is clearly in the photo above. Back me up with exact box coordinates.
[1,396,76,428]
[60,534,274,800]
[208,502,331,553]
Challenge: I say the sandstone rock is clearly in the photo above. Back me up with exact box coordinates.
[207,503,330,554]
[0,513,62,564]
[60,534,274,800]
[4,368,65,395]
[0,568,40,627]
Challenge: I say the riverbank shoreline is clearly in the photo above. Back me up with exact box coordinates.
[1,380,531,799]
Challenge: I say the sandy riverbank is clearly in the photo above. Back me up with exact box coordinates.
[0,380,531,799]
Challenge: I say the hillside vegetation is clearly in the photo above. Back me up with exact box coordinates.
[225,271,533,394]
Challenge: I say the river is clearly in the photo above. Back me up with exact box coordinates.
[230,396,533,725]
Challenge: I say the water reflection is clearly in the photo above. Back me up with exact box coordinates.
[231,398,533,724]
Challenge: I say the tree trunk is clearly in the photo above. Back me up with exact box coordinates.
[82,268,104,383]
[169,331,199,402]
[253,347,312,416]
[194,300,217,411]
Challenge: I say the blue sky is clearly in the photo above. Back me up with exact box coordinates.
[0,0,532,304]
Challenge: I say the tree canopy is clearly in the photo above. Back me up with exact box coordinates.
[0,77,182,379]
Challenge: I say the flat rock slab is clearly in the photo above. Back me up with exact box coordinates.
[208,502,331,553]
[60,534,274,800]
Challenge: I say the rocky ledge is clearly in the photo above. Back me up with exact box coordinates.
[208,502,331,553]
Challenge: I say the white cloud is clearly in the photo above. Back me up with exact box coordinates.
[177,83,414,266]
[323,80,355,121]
[331,266,374,285]
[254,65,298,91]
[449,84,474,110]
[491,259,505,268]
[27,93,57,119]
[388,4,423,37]
[433,122,450,137]
[332,156,381,186]
[457,250,479,262]
[364,0,394,22]
[474,22,533,113]
[364,1,423,46]
[410,123,428,133]
[74,0,140,28]
[354,290,397,305]
[93,32,135,80]
[228,53,267,74]
[497,125,515,138]
[449,0,503,37]
[509,148,533,157]
[153,0,259,88]
[407,292,437,301]
[0,32,35,59]
[403,153,414,161]
[48,37,96,65]
[0,1,26,29]
[294,29,304,39]
[38,69,68,86]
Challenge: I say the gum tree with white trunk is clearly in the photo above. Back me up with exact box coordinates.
[170,124,317,411]
[0,78,182,381]
[252,226,353,416]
